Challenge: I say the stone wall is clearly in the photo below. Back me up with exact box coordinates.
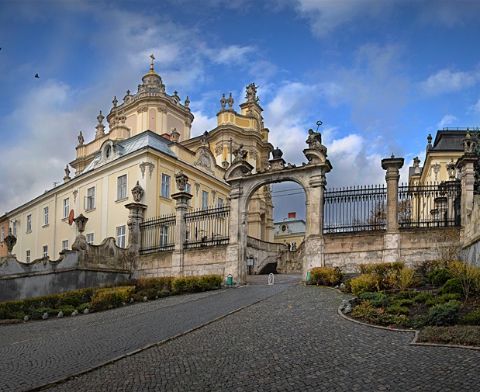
[324,228,461,272]
[0,237,132,301]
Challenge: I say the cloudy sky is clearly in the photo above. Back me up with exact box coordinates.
[1,0,480,220]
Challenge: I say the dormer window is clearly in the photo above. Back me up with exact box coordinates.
[102,141,114,161]
[105,145,111,159]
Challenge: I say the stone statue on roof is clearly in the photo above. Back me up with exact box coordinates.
[245,83,257,103]
[306,129,322,149]
[77,131,84,146]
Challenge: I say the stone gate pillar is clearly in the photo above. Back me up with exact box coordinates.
[125,181,147,268]
[171,171,192,276]
[456,132,477,232]
[381,156,404,262]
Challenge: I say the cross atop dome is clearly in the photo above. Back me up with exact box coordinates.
[149,54,155,72]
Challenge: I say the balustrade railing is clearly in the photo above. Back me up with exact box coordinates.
[323,184,387,233]
[139,213,176,254]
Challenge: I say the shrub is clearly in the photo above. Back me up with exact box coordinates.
[425,293,461,307]
[90,286,135,312]
[386,303,409,315]
[427,268,451,287]
[393,298,414,307]
[460,309,480,325]
[171,275,222,294]
[351,301,410,327]
[350,274,379,296]
[351,300,377,319]
[440,278,464,296]
[425,300,461,326]
[358,262,405,290]
[358,292,389,307]
[448,261,480,301]
[135,277,173,293]
[413,291,434,304]
[309,266,343,286]
[414,260,443,282]
[397,267,416,291]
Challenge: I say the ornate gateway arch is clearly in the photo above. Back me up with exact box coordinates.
[224,130,332,284]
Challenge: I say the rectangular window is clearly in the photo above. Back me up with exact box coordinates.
[185,183,191,205]
[160,225,168,246]
[117,175,127,200]
[217,197,224,207]
[161,174,170,198]
[63,198,69,219]
[202,191,209,209]
[86,233,94,244]
[26,250,30,263]
[43,206,49,226]
[13,221,17,237]
[116,225,126,248]
[26,214,32,233]
[43,245,48,258]
[62,240,69,250]
[1,227,4,242]
[86,187,95,210]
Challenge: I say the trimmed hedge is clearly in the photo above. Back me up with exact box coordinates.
[309,267,343,286]
[0,274,223,320]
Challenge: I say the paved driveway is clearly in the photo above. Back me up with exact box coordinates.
[1,276,479,391]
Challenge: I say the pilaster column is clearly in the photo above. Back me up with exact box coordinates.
[381,156,404,263]
[456,155,477,227]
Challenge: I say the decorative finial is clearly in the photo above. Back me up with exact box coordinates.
[426,133,433,150]
[316,120,323,131]
[126,89,131,95]
[112,96,118,107]
[97,110,104,124]
[391,154,395,159]
[150,53,155,72]
[245,83,257,103]
[77,131,84,146]
[220,93,227,110]
[227,93,234,109]
[184,96,190,108]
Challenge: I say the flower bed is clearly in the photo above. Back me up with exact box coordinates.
[312,261,480,346]
[0,274,223,322]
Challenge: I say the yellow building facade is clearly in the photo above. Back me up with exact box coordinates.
[6,58,274,261]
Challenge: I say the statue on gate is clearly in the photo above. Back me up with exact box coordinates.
[306,128,322,149]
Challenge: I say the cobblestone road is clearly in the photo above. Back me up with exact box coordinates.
[0,276,480,392]
[0,275,297,392]
[46,283,480,392]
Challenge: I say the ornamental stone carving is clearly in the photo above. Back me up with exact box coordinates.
[306,129,322,149]
[4,228,16,255]
[74,214,88,233]
[232,144,248,163]
[175,171,189,192]
[139,161,155,178]
[245,83,258,103]
[131,181,144,202]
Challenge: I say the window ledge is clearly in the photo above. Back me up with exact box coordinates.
[85,208,96,213]
[159,196,172,201]
[115,197,129,203]
[26,230,32,234]
[42,224,49,228]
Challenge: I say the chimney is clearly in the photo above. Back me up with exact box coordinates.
[288,212,296,219]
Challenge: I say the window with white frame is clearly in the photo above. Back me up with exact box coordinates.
[86,233,94,244]
[13,221,17,237]
[63,198,69,219]
[26,214,32,233]
[185,183,191,205]
[42,245,48,258]
[217,197,224,207]
[202,191,209,209]
[117,175,127,200]
[116,225,126,248]
[86,187,95,210]
[43,206,49,226]
[62,240,69,250]
[161,174,170,198]
[1,227,4,242]
[26,250,30,263]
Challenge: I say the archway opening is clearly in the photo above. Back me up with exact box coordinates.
[246,180,306,275]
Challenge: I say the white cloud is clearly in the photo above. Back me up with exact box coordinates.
[437,114,458,129]
[421,68,479,95]
[470,98,480,114]
[212,45,256,65]
[191,111,218,137]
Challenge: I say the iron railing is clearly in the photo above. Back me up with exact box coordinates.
[139,213,176,254]
[323,185,387,233]
[184,206,230,249]
[398,182,461,228]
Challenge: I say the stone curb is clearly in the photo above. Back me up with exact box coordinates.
[31,286,285,391]
[337,302,480,352]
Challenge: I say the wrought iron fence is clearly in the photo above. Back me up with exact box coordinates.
[185,206,230,249]
[323,185,387,233]
[139,213,176,254]
[398,182,461,228]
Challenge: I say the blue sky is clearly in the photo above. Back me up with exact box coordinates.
[1,0,480,220]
